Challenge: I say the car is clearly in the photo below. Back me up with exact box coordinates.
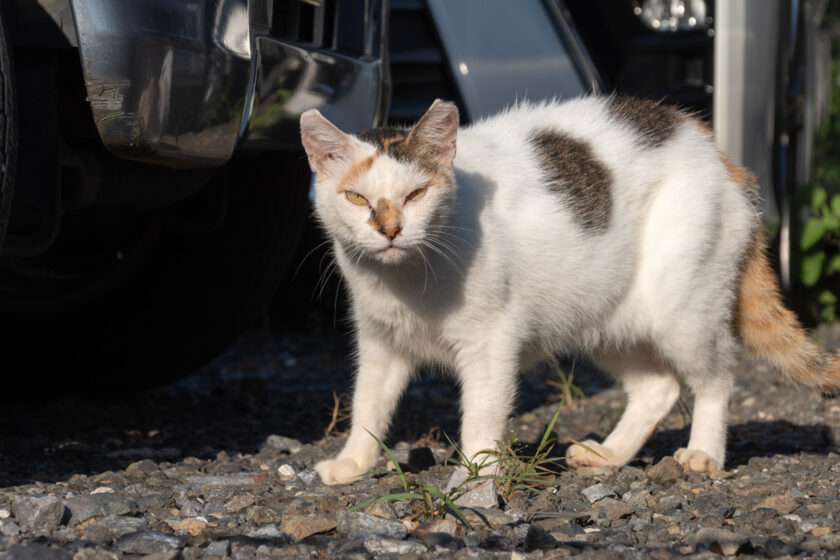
[0,0,389,393]
[386,0,826,290]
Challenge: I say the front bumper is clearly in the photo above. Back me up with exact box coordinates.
[70,0,388,169]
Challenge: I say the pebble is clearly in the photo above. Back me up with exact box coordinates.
[223,493,254,513]
[115,530,186,555]
[417,516,457,537]
[247,524,285,539]
[459,507,516,529]
[363,536,427,555]
[753,494,800,515]
[420,531,462,549]
[83,515,148,542]
[0,543,72,560]
[593,497,634,520]
[336,511,407,539]
[261,435,303,454]
[277,464,296,480]
[281,514,337,541]
[1,327,839,558]
[647,456,684,485]
[693,527,749,555]
[64,494,131,525]
[203,540,231,557]
[173,517,207,537]
[445,469,499,509]
[581,483,616,504]
[10,496,64,531]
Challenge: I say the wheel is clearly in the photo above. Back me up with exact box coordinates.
[0,4,16,250]
[0,154,309,396]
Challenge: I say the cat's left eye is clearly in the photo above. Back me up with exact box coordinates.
[406,187,427,203]
[345,191,369,206]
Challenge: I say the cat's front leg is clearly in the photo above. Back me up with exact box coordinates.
[456,347,518,473]
[315,333,413,485]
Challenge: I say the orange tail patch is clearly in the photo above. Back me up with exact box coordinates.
[737,229,840,390]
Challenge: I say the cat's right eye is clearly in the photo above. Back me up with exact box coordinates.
[345,191,369,206]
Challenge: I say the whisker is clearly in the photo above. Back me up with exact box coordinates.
[294,239,332,280]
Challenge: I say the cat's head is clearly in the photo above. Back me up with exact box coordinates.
[300,100,459,265]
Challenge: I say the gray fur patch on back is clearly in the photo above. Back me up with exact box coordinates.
[608,96,680,148]
[529,130,612,233]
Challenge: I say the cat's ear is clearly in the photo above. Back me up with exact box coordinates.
[300,110,353,176]
[405,99,459,168]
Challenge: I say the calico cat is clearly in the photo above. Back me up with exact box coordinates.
[300,96,840,485]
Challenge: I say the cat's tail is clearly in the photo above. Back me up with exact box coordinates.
[736,228,840,391]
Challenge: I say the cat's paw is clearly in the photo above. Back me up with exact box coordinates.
[674,448,717,473]
[566,440,619,469]
[314,457,367,485]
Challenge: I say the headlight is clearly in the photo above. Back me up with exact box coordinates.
[633,0,711,31]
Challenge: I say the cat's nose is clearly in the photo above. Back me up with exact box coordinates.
[379,224,402,241]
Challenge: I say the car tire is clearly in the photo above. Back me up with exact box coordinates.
[0,5,17,250]
[0,154,309,396]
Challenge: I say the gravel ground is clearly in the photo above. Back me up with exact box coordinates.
[1,321,839,560]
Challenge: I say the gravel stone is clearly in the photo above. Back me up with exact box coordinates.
[116,530,186,555]
[83,515,148,542]
[647,456,684,485]
[260,435,303,454]
[363,536,426,555]
[203,540,231,557]
[753,494,800,515]
[0,522,20,537]
[460,508,516,528]
[281,514,336,541]
[417,516,457,537]
[71,548,120,560]
[1,325,839,558]
[592,497,634,520]
[420,532,462,549]
[336,511,407,539]
[11,495,65,531]
[64,494,131,525]
[581,483,616,504]
[0,543,72,560]
[247,524,285,540]
[445,469,498,509]
[693,527,749,555]
[136,552,181,560]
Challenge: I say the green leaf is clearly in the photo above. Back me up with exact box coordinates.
[818,290,838,305]
[801,251,826,287]
[827,254,840,275]
[423,486,472,530]
[812,186,828,209]
[831,195,840,218]
[800,218,827,250]
[366,430,410,493]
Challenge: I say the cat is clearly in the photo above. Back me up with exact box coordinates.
[299,96,840,485]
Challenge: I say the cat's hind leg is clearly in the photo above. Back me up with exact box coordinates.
[315,334,413,485]
[566,344,680,470]
[671,333,736,473]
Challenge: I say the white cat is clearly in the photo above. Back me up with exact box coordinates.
[300,96,840,485]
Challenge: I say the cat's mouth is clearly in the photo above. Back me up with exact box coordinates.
[376,244,406,262]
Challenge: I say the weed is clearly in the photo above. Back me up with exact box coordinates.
[353,431,473,528]
[352,373,582,526]
[323,391,352,438]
